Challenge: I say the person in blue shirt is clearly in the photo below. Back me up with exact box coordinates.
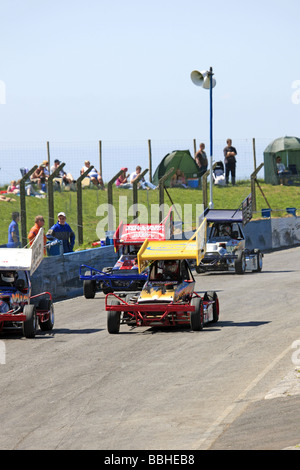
[46,212,75,253]
[8,211,21,248]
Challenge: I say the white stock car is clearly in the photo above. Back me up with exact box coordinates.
[196,196,263,275]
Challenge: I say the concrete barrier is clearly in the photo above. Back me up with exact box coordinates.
[31,216,300,302]
[31,245,117,301]
[244,216,300,251]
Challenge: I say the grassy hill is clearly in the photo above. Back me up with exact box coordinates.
[1,180,299,250]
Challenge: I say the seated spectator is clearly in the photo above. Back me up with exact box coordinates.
[80,160,105,189]
[276,156,291,185]
[130,165,157,190]
[170,169,188,188]
[51,159,74,187]
[116,168,132,189]
[42,160,50,178]
[0,195,16,202]
[30,163,47,190]
[7,180,20,194]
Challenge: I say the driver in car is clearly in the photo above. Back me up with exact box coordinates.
[163,261,179,280]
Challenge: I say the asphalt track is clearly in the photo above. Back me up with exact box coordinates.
[0,247,300,450]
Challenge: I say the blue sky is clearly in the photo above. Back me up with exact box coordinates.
[0,0,299,143]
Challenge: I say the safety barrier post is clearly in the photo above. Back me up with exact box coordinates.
[158,167,175,222]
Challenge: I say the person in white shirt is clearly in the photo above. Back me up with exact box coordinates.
[80,160,105,189]
[130,165,156,190]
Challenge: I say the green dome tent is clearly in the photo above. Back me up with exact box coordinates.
[152,150,200,187]
[263,136,300,184]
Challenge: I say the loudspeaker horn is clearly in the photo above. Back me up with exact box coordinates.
[191,70,216,89]
[190,70,207,86]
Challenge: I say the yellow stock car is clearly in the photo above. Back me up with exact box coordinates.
[105,221,220,333]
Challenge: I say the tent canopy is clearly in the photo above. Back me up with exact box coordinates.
[152,150,200,187]
[263,136,300,184]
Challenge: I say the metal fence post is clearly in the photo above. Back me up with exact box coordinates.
[76,166,94,246]
[107,170,123,231]
[132,169,149,222]
[47,163,66,229]
[158,167,175,222]
[19,165,38,247]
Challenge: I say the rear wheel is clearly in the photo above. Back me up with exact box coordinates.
[38,299,54,331]
[107,299,121,334]
[190,297,204,331]
[23,304,37,338]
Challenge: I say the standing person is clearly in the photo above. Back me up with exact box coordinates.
[8,211,21,248]
[223,138,237,185]
[195,143,208,177]
[130,165,157,190]
[46,212,75,253]
[28,215,47,254]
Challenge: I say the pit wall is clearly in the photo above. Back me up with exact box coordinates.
[31,216,300,302]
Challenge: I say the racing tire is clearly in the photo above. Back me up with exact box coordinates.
[253,249,263,272]
[204,291,219,323]
[83,280,96,299]
[195,265,205,274]
[234,250,246,274]
[107,299,121,334]
[23,304,37,338]
[102,285,114,295]
[38,299,55,331]
[190,297,204,331]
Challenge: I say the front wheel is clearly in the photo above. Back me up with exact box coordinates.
[204,291,219,323]
[23,304,37,338]
[253,249,263,272]
[107,299,121,334]
[190,297,204,331]
[235,251,246,274]
[83,279,96,298]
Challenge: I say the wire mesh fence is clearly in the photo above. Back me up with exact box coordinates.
[0,137,270,188]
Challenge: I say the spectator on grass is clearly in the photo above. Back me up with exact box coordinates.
[223,138,237,185]
[116,167,132,189]
[30,163,47,190]
[7,180,20,194]
[170,169,188,188]
[51,159,75,186]
[195,143,208,177]
[276,156,291,185]
[80,160,105,189]
[130,165,157,190]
